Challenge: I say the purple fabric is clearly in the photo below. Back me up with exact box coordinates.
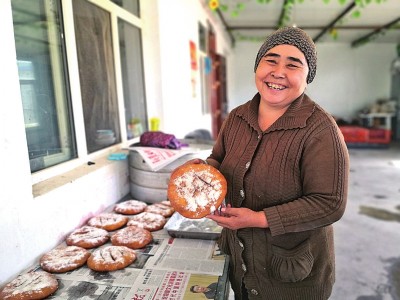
[139,131,187,149]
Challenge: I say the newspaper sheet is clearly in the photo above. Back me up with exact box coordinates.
[127,144,212,172]
[127,147,194,171]
[145,238,225,276]
[21,236,227,299]
[125,269,220,300]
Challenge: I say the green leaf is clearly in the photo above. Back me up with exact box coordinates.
[219,4,228,12]
[354,0,364,7]
[237,3,245,10]
[351,10,361,18]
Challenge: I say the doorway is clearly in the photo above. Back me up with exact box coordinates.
[208,27,227,140]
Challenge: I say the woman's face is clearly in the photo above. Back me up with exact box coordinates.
[255,44,309,109]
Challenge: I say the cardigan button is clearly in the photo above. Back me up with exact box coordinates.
[240,189,245,198]
[245,161,250,169]
[250,289,259,295]
[241,263,247,272]
[238,241,244,248]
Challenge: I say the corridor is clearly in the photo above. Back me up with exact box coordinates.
[332,143,400,300]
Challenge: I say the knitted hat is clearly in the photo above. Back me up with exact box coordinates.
[254,26,317,84]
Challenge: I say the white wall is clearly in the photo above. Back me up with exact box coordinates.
[0,0,37,284]
[141,0,163,127]
[228,40,397,120]
[157,0,232,138]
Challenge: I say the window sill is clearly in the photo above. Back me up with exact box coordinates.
[32,150,130,198]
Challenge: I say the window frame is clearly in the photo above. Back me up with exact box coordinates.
[31,0,146,184]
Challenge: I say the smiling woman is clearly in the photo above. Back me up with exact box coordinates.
[173,26,350,300]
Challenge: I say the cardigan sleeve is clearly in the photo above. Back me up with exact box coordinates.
[265,123,349,236]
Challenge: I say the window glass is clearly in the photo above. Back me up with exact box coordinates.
[12,0,77,172]
[73,0,121,153]
[110,0,140,17]
[199,22,207,53]
[118,19,147,138]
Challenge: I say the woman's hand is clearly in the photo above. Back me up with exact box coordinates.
[206,204,268,230]
[170,158,207,173]
[183,158,207,165]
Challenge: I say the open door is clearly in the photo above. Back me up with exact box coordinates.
[208,29,227,140]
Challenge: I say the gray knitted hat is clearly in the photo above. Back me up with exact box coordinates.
[254,26,317,84]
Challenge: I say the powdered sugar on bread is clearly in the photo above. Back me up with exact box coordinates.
[40,246,90,273]
[127,212,166,231]
[87,213,128,231]
[87,246,136,272]
[111,226,153,249]
[0,271,58,299]
[114,199,147,215]
[66,225,109,249]
[168,164,227,219]
[173,169,222,211]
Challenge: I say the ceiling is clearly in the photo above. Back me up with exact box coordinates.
[213,0,400,47]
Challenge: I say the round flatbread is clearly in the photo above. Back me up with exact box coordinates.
[111,226,153,249]
[144,203,174,217]
[167,163,227,219]
[87,246,136,272]
[40,246,90,273]
[87,213,128,231]
[127,212,166,232]
[65,225,109,249]
[0,271,58,300]
[114,199,147,215]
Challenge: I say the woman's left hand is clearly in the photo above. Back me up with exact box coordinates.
[206,204,268,230]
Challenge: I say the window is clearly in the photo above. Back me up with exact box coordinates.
[198,22,207,53]
[12,0,76,172]
[73,0,121,153]
[111,0,140,17]
[118,19,147,138]
[12,0,147,175]
[198,22,211,115]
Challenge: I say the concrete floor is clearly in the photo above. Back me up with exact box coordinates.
[331,142,400,300]
[228,142,400,300]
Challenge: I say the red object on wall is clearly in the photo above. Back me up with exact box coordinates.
[189,41,197,70]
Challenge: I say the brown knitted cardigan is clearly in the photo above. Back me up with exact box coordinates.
[207,93,349,300]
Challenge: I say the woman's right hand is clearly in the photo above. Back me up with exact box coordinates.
[183,158,207,165]
[171,158,207,174]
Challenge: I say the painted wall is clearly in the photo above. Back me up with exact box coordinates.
[157,0,231,138]
[228,40,397,121]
